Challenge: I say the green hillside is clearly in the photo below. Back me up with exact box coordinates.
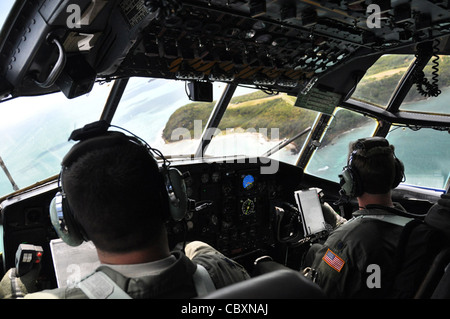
[162,92,316,147]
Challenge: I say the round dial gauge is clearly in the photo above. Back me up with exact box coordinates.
[242,198,255,215]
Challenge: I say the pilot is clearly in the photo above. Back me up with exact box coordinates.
[0,122,249,299]
[306,137,411,298]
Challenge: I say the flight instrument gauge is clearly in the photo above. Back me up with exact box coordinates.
[241,198,255,215]
[242,174,255,190]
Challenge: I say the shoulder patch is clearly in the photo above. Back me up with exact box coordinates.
[322,249,345,272]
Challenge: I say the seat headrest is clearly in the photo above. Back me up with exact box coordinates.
[200,269,325,299]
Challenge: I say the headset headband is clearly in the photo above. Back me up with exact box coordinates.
[353,136,389,152]
[64,120,171,169]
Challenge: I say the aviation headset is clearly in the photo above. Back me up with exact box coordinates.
[338,137,405,198]
[49,120,188,247]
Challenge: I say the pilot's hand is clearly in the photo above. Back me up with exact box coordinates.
[0,266,40,299]
[321,202,346,229]
[438,193,450,210]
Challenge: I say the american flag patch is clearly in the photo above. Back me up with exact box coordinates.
[322,249,345,272]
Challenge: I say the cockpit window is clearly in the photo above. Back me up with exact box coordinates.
[0,1,14,31]
[204,90,318,165]
[305,107,378,182]
[351,54,415,107]
[113,78,319,166]
[0,83,111,197]
[386,126,450,191]
[351,53,450,116]
[305,107,450,192]
[111,77,231,157]
[399,55,450,115]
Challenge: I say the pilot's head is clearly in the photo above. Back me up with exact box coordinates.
[60,131,170,253]
[339,137,405,198]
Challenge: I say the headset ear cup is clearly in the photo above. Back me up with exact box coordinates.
[339,167,363,198]
[339,168,355,197]
[49,192,84,247]
[392,158,405,188]
[166,168,187,221]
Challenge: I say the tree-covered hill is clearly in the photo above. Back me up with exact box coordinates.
[162,92,316,147]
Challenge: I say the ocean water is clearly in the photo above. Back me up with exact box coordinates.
[305,124,377,182]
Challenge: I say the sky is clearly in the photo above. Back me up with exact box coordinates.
[0,0,15,29]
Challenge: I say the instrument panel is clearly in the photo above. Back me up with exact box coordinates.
[0,157,304,286]
[166,158,304,258]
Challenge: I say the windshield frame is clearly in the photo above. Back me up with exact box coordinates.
[194,83,237,158]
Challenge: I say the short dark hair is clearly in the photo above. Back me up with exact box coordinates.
[349,141,399,194]
[62,139,169,253]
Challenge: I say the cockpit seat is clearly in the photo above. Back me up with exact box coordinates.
[431,258,450,299]
[201,269,326,299]
[417,247,450,298]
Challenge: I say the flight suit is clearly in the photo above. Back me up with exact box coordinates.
[309,204,411,298]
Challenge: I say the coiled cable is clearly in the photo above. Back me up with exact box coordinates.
[414,39,441,98]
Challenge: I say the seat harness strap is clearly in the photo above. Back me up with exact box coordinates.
[79,263,216,299]
[79,271,131,299]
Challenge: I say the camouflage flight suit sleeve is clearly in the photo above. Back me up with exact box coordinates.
[185,241,250,289]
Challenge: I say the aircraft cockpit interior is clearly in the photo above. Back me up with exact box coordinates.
[0,0,449,301]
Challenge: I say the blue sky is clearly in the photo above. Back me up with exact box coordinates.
[0,0,15,29]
